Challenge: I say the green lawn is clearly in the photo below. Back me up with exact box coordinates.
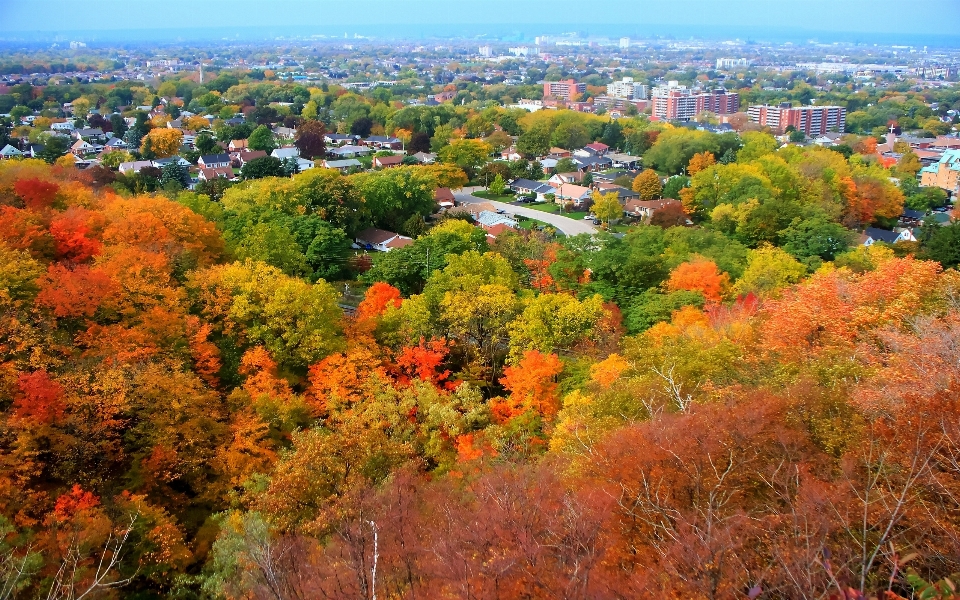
[472,190,517,202]
[526,202,590,219]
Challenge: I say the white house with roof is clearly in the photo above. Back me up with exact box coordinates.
[0,144,23,159]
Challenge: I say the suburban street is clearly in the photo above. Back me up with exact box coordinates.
[453,186,598,236]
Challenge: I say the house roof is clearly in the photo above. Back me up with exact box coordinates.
[476,210,518,228]
[385,237,414,249]
[356,227,402,245]
[365,136,401,144]
[272,147,300,159]
[200,153,231,164]
[865,227,902,243]
[229,139,248,148]
[554,184,592,199]
[323,159,362,169]
[119,160,154,172]
[625,198,683,213]
[200,167,235,180]
[435,187,456,202]
[585,142,609,152]
[374,155,403,166]
[484,223,516,237]
[0,144,23,156]
[902,209,926,220]
[329,145,371,155]
[238,150,267,162]
[596,184,637,197]
[325,133,357,141]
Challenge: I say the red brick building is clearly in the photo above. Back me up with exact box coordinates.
[543,79,587,102]
[748,103,847,135]
[651,85,739,121]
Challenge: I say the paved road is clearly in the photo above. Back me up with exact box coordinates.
[453,188,598,237]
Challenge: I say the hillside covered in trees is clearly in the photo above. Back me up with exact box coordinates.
[0,129,959,599]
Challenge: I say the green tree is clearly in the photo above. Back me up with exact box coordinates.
[37,136,68,164]
[780,215,852,263]
[516,123,551,158]
[247,125,276,152]
[195,132,219,155]
[625,289,704,333]
[241,156,284,180]
[438,139,493,179]
[921,222,960,269]
[550,121,590,150]
[489,173,506,196]
[235,222,311,277]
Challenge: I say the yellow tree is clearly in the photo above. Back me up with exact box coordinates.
[591,190,623,225]
[142,128,184,158]
[632,170,662,200]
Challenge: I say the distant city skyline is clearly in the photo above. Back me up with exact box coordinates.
[1,0,959,46]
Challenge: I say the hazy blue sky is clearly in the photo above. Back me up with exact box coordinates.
[1,0,957,40]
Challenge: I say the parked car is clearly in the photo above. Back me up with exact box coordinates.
[583,214,594,220]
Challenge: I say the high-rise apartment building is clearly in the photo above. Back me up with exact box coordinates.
[619,37,631,50]
[607,77,648,100]
[543,79,587,101]
[478,45,492,58]
[651,82,739,121]
[715,58,749,70]
[748,103,847,135]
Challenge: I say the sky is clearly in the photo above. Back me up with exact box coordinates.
[1,0,958,43]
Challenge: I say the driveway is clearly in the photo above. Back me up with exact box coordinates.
[453,188,597,237]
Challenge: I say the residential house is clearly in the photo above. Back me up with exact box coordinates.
[198,167,237,182]
[272,126,297,141]
[476,210,519,229]
[24,143,45,158]
[118,160,155,174]
[363,136,403,150]
[581,142,610,156]
[322,159,362,173]
[271,147,300,160]
[103,137,128,152]
[483,222,517,240]
[572,155,613,172]
[153,157,191,169]
[373,155,403,169]
[547,147,572,159]
[0,144,23,160]
[624,198,684,220]
[919,149,960,194]
[593,170,640,184]
[71,139,95,156]
[510,178,556,200]
[324,133,359,146]
[355,228,413,252]
[553,183,593,205]
[435,187,456,208]
[606,153,642,169]
[595,183,639,202]
[501,146,522,161]
[862,227,917,246]
[412,151,437,164]
[812,133,843,147]
[73,128,105,142]
[328,144,371,158]
[50,121,75,132]
[236,150,267,166]
[228,139,248,152]
[549,172,587,187]
[198,153,232,169]
[167,119,183,129]
[539,158,559,172]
